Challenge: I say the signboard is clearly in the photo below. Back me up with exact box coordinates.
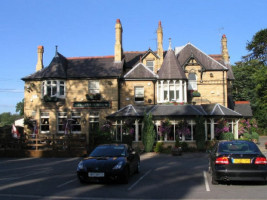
[73,101,111,109]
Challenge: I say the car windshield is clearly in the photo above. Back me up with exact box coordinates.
[218,141,260,154]
[90,145,126,157]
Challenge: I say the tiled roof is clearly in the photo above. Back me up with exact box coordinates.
[22,53,123,80]
[107,104,243,119]
[158,49,187,80]
[124,63,158,79]
[234,101,253,118]
[176,43,228,71]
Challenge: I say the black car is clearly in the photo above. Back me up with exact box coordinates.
[209,140,267,184]
[77,144,140,184]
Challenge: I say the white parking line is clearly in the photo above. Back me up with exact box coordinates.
[57,178,77,188]
[127,169,152,191]
[203,171,210,192]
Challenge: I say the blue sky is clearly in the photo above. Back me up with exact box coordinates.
[0,0,266,114]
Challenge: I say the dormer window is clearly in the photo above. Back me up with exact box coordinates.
[146,60,154,72]
[42,80,65,98]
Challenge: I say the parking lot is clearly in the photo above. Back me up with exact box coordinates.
[0,151,266,200]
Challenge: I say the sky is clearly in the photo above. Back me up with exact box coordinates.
[0,0,266,114]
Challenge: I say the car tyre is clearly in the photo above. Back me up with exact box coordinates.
[135,161,140,174]
[121,167,129,184]
[211,174,219,185]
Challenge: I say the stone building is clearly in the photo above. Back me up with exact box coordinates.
[22,19,243,147]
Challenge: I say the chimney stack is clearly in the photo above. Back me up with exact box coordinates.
[36,45,44,71]
[157,21,164,68]
[114,19,123,62]
[221,34,230,64]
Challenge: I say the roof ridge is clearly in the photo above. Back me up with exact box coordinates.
[67,55,114,60]
[186,43,228,70]
[124,63,158,78]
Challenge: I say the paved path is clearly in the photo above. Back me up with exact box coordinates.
[257,136,267,154]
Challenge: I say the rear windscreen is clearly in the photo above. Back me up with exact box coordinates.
[218,142,260,154]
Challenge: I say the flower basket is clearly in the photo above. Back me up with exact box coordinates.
[86,93,101,100]
[43,95,58,102]
[192,91,201,97]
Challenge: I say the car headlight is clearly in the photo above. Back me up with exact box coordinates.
[113,161,123,170]
[77,161,84,170]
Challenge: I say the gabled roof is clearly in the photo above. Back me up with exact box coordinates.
[22,53,124,81]
[176,43,228,71]
[107,104,243,119]
[141,48,159,60]
[157,49,187,80]
[107,104,154,119]
[124,63,158,79]
[202,103,242,117]
[22,52,68,80]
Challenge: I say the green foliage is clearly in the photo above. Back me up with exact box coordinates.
[89,129,113,151]
[154,141,164,153]
[142,113,156,152]
[195,116,206,150]
[220,132,234,141]
[244,28,267,65]
[16,99,24,116]
[242,132,252,141]
[181,142,188,151]
[0,112,20,127]
[251,131,259,141]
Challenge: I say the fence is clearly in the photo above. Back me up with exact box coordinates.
[0,133,87,157]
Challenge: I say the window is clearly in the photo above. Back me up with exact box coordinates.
[146,60,154,72]
[188,73,197,90]
[57,112,67,133]
[40,112,49,133]
[134,86,144,102]
[89,80,99,94]
[89,112,99,132]
[71,112,81,133]
[42,80,65,98]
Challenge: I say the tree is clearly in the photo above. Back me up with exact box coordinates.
[194,116,206,150]
[0,112,20,127]
[243,28,267,65]
[142,113,156,152]
[16,98,24,116]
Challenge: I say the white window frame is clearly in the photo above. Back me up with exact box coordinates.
[188,73,197,90]
[57,112,67,133]
[89,111,99,132]
[146,60,154,72]
[71,112,81,134]
[40,112,50,134]
[134,86,144,102]
[89,80,100,94]
[42,80,66,98]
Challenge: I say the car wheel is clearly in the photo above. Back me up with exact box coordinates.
[135,161,140,174]
[121,167,129,184]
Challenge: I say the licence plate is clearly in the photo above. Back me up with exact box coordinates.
[88,172,105,177]
[233,158,251,164]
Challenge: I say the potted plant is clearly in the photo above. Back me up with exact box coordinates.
[86,93,101,100]
[171,137,182,156]
[43,95,58,102]
[192,91,201,97]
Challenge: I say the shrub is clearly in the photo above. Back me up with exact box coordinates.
[195,116,206,150]
[154,141,164,153]
[181,142,188,151]
[251,131,259,141]
[242,132,252,141]
[142,113,156,152]
[220,132,234,141]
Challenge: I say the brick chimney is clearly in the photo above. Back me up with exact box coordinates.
[36,45,44,71]
[221,34,230,64]
[157,21,163,68]
[114,19,123,62]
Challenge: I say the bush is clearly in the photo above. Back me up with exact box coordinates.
[242,132,252,141]
[181,142,188,151]
[220,132,234,141]
[251,131,259,141]
[154,141,164,153]
[122,135,133,146]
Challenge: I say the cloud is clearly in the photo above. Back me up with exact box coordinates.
[0,89,23,93]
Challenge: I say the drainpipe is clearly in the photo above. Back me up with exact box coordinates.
[223,71,225,106]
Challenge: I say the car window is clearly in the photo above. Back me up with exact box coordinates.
[218,141,260,153]
[90,146,126,157]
